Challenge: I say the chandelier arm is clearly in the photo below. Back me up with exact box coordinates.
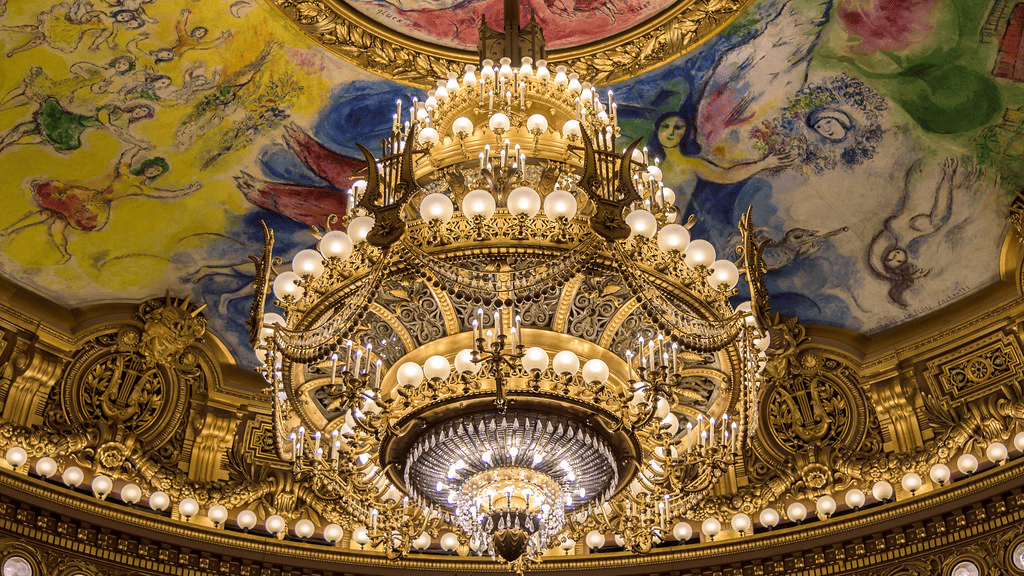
[738,205,772,328]
[247,219,275,348]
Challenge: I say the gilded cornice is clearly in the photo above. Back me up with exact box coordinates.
[268,0,754,88]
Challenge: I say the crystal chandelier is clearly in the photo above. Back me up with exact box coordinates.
[249,13,771,572]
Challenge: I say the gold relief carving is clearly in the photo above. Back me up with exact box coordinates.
[137,295,207,366]
[0,334,62,428]
[269,0,752,88]
[188,409,238,482]
[238,416,282,465]
[869,375,925,453]
[924,334,1022,402]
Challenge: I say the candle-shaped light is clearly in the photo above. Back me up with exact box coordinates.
[330,354,338,385]
[375,360,382,388]
[731,422,738,452]
[514,315,522,347]
[709,418,716,447]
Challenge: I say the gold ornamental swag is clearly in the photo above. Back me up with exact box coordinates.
[251,2,773,571]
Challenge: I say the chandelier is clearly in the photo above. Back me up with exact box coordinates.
[249,11,771,572]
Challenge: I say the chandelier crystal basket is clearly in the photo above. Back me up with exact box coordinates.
[248,15,773,572]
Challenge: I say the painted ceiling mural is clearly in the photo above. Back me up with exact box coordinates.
[0,0,1022,367]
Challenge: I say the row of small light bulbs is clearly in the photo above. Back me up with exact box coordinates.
[0,449,469,551]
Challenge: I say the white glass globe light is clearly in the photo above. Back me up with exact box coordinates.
[272,271,303,300]
[957,453,979,474]
[845,488,866,509]
[709,259,740,290]
[683,239,716,268]
[815,495,836,518]
[1015,431,1024,452]
[178,497,199,519]
[987,441,1009,464]
[396,362,424,387]
[318,230,353,261]
[543,190,578,220]
[647,165,663,182]
[508,186,541,217]
[552,350,580,375]
[452,116,474,136]
[488,113,511,132]
[661,187,676,205]
[462,189,496,220]
[118,482,142,505]
[700,517,721,538]
[61,466,84,488]
[581,358,609,385]
[4,446,27,468]
[654,397,670,419]
[90,475,113,499]
[625,209,658,239]
[294,519,315,539]
[656,224,690,254]
[292,249,324,278]
[522,347,549,372]
[418,126,440,146]
[148,490,170,511]
[952,561,980,576]
[786,501,807,522]
[34,456,57,478]
[1013,541,1024,570]
[440,532,460,551]
[901,472,923,495]
[929,463,951,485]
[323,523,344,544]
[585,530,605,550]
[758,508,780,528]
[661,412,679,435]
[562,119,582,139]
[412,531,431,549]
[347,215,375,244]
[207,504,228,526]
[730,513,751,534]
[872,480,894,501]
[672,521,692,541]
[419,193,454,223]
[265,514,286,535]
[423,355,452,381]
[559,537,576,551]
[236,510,258,530]
[735,301,757,326]
[526,114,548,133]
[454,349,480,374]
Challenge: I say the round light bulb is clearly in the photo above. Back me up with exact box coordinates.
[396,362,424,387]
[419,193,454,223]
[34,456,57,478]
[872,480,894,502]
[957,453,979,474]
[626,209,658,239]
[454,349,480,374]
[264,514,286,535]
[786,501,807,522]
[4,446,28,469]
[90,475,113,499]
[672,521,692,541]
[318,230,353,261]
[452,116,474,137]
[526,114,548,133]
[735,301,757,326]
[759,507,780,528]
[508,186,541,217]
[551,350,580,375]
[440,532,459,551]
[462,189,496,220]
[730,513,751,534]
[294,519,315,539]
[178,497,199,519]
[661,187,676,205]
[559,537,576,551]
[347,215,375,245]
[844,488,866,509]
[423,355,452,381]
[815,495,836,518]
[1015,431,1024,452]
[709,259,740,290]
[148,490,170,511]
[292,249,325,278]
[647,165,663,182]
[683,239,716,268]
[236,510,258,530]
[272,271,303,300]
[581,358,609,385]
[61,466,84,488]
[929,463,951,485]
[543,190,577,220]
[522,347,549,372]
[323,523,344,543]
[207,504,228,525]
[901,472,923,494]
[661,412,679,435]
[952,561,980,576]
[585,530,605,550]
[653,397,670,419]
[700,517,721,538]
[656,223,690,254]
[412,531,431,549]
[561,119,582,139]
[987,441,1009,464]
[488,113,510,132]
[418,126,440,146]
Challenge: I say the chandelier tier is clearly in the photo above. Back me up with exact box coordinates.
[250,15,772,571]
